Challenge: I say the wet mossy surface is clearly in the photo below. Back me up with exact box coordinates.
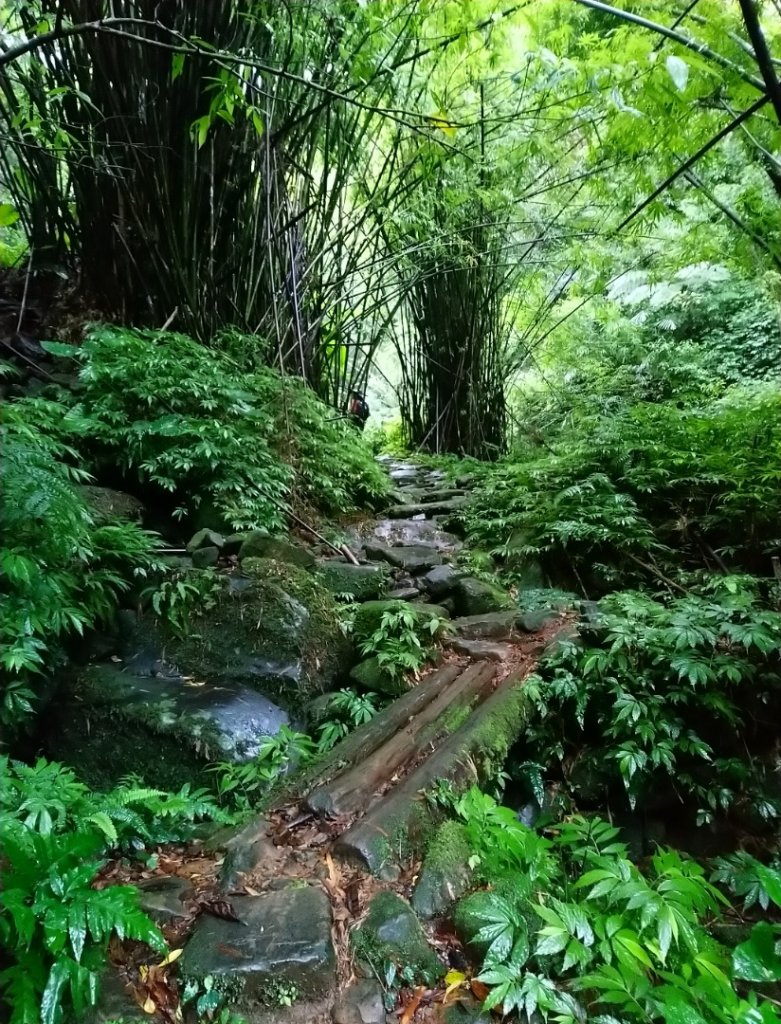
[412,820,473,919]
[164,558,349,704]
[353,891,444,985]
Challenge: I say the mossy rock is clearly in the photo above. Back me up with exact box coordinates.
[78,484,145,522]
[162,558,349,702]
[316,559,388,601]
[44,664,291,791]
[454,577,512,616]
[353,891,444,986]
[352,600,450,644]
[412,821,473,919]
[349,656,406,697]
[238,531,315,569]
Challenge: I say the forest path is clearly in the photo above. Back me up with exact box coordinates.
[171,459,570,1024]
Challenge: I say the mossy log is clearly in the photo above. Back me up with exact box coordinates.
[305,662,496,818]
[285,664,462,801]
[333,669,534,875]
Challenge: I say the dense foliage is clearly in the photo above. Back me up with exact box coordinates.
[43,327,388,529]
[0,403,159,732]
[523,576,781,825]
[451,787,781,1024]
[465,382,781,587]
[0,756,227,1024]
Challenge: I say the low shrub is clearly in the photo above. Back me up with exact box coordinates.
[0,405,160,732]
[451,787,781,1023]
[523,575,781,825]
[43,326,387,530]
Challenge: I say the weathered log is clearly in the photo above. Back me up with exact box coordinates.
[289,664,462,800]
[306,662,496,818]
[333,668,534,876]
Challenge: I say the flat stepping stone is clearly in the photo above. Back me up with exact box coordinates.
[315,558,386,600]
[451,610,521,640]
[180,885,334,1000]
[364,543,443,573]
[54,666,291,786]
[349,517,462,553]
[385,496,467,519]
[420,563,462,599]
[395,487,467,503]
[447,638,514,662]
[387,586,420,601]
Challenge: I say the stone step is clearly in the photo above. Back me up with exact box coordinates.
[451,608,559,640]
[446,638,514,662]
[179,884,335,1009]
[363,542,443,573]
[385,496,468,519]
[346,517,462,553]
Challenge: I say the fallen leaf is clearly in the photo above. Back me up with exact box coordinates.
[470,979,489,1001]
[400,985,426,1024]
[143,997,156,1014]
[157,948,183,968]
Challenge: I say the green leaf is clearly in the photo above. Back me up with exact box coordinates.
[732,922,781,982]
[0,202,20,226]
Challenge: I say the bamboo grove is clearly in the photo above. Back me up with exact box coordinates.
[3,2,781,455]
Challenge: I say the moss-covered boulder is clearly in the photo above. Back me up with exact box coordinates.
[44,665,291,791]
[353,892,444,985]
[78,484,145,522]
[412,821,473,919]
[454,577,512,616]
[163,558,348,700]
[316,559,388,601]
[186,528,226,552]
[238,531,315,569]
[349,656,406,697]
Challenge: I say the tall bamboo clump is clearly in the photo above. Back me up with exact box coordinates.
[0,0,428,403]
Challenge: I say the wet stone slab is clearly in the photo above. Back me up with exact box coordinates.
[346,517,462,553]
[180,885,335,1000]
[363,543,443,573]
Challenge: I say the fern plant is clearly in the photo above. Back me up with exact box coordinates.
[359,603,450,681]
[211,726,317,808]
[316,688,383,752]
[0,822,165,1024]
[0,756,231,1023]
[143,568,224,638]
[1,757,230,849]
[0,406,160,729]
[40,326,387,530]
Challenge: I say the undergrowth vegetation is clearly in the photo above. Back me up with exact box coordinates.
[0,404,160,733]
[40,326,388,529]
[0,756,227,1024]
[466,383,781,589]
[522,575,781,826]
[450,787,781,1023]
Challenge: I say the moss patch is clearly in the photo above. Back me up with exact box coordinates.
[412,821,473,919]
[349,656,406,697]
[316,560,388,601]
[164,558,349,703]
[353,891,444,985]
